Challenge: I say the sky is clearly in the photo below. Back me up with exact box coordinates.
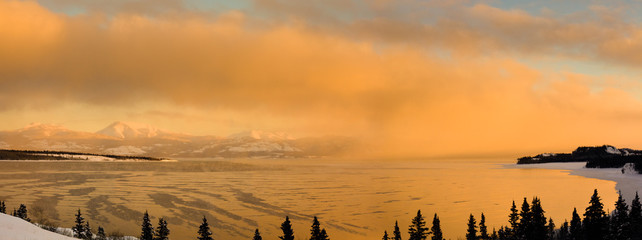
[3,0,642,157]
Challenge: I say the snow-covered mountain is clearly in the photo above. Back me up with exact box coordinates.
[0,122,356,158]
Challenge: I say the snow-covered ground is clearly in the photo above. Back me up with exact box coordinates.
[512,162,642,203]
[0,213,78,240]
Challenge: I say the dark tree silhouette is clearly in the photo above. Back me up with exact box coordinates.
[530,197,547,240]
[72,209,86,239]
[197,216,213,240]
[0,201,5,214]
[546,218,555,240]
[279,216,295,240]
[557,220,569,240]
[393,221,402,240]
[97,226,107,240]
[16,204,30,222]
[408,210,429,240]
[466,214,477,240]
[253,228,262,240]
[155,217,170,240]
[631,192,642,240]
[479,213,489,240]
[583,189,607,240]
[508,201,519,240]
[310,216,322,240]
[141,211,154,240]
[382,230,389,240]
[431,213,444,240]
[491,228,498,240]
[610,191,629,239]
[517,198,531,240]
[569,208,582,240]
[319,229,330,240]
[85,221,93,240]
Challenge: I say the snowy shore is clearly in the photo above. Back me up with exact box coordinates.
[0,213,77,240]
[511,162,642,203]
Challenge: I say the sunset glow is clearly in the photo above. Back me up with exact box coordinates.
[3,0,642,157]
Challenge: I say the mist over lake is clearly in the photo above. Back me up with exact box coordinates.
[0,159,619,239]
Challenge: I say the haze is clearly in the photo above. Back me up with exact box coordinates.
[3,0,642,158]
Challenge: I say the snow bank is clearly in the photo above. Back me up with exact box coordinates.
[0,213,78,240]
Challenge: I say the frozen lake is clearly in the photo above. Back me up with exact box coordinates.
[0,158,620,239]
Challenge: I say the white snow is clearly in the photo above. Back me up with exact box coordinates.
[606,145,622,155]
[96,121,164,139]
[0,213,78,240]
[103,146,147,155]
[228,130,294,140]
[225,141,301,152]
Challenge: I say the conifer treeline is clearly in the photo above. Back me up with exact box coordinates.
[2,189,642,239]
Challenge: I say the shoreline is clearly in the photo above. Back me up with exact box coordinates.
[510,162,642,203]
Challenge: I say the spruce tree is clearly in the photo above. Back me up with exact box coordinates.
[97,226,107,240]
[85,221,93,240]
[431,213,444,240]
[569,208,582,240]
[253,228,262,240]
[508,201,519,240]
[546,218,555,240]
[310,216,322,240]
[197,216,213,240]
[408,210,429,240]
[319,229,330,240]
[557,220,569,240]
[72,209,86,239]
[393,221,402,240]
[0,201,5,214]
[155,218,170,240]
[517,198,531,240]
[530,197,547,240]
[631,192,642,240]
[279,216,295,240]
[583,189,607,240]
[382,230,389,240]
[479,213,489,240]
[16,204,30,222]
[141,211,154,240]
[491,228,498,240]
[497,226,508,240]
[610,191,629,240]
[466,214,477,240]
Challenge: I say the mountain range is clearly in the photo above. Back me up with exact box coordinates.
[0,122,356,158]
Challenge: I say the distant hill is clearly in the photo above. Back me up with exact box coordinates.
[0,122,357,159]
[517,145,642,173]
[0,149,164,161]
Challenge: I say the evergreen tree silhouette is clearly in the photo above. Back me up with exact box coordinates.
[491,228,498,240]
[530,197,547,240]
[141,211,154,240]
[546,218,555,240]
[310,216,322,240]
[569,208,582,240]
[631,192,642,240]
[279,216,295,240]
[466,214,477,240]
[0,201,5,214]
[393,221,402,240]
[16,204,30,222]
[97,226,107,240]
[431,213,444,240]
[557,220,569,240]
[197,216,213,240]
[155,217,170,240]
[610,191,629,239]
[408,210,429,240]
[382,230,389,240]
[508,201,519,240]
[517,198,531,239]
[72,209,86,239]
[583,189,607,240]
[319,229,330,240]
[497,226,509,240]
[85,221,93,240]
[479,213,489,240]
[253,228,262,240]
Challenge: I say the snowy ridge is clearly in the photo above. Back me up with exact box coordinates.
[96,121,163,139]
[0,213,78,240]
[228,130,293,140]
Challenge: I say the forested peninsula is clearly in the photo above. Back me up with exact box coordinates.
[517,145,642,173]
